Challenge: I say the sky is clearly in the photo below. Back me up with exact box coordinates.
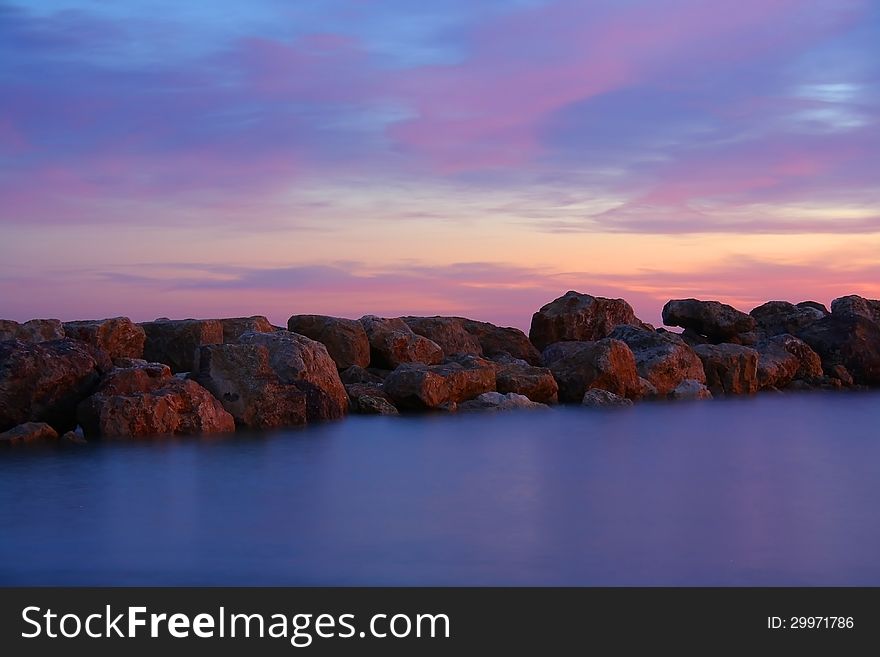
[1,0,879,330]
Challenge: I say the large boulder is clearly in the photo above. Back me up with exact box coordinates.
[0,338,102,432]
[795,314,880,385]
[382,359,496,410]
[529,291,645,350]
[758,334,823,387]
[494,363,559,404]
[546,338,642,402]
[219,316,275,343]
[345,383,398,415]
[77,362,235,438]
[359,315,443,369]
[0,319,65,343]
[830,295,880,325]
[755,340,801,390]
[402,316,483,357]
[459,392,546,412]
[287,315,370,370]
[693,343,759,395]
[63,317,146,360]
[749,301,825,336]
[140,319,224,373]
[459,319,541,365]
[237,331,349,421]
[0,422,59,445]
[195,343,308,429]
[662,299,756,342]
[608,325,705,395]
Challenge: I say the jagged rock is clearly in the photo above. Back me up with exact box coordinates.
[382,360,496,410]
[195,343,308,429]
[345,383,398,415]
[359,315,443,369]
[581,389,633,407]
[0,339,102,432]
[0,319,65,343]
[662,299,756,342]
[402,316,483,357]
[219,316,275,343]
[339,365,384,385]
[670,379,713,400]
[529,290,645,350]
[459,319,541,365]
[237,331,348,421]
[459,392,546,412]
[830,295,880,325]
[0,422,59,445]
[287,315,370,370]
[494,363,558,404]
[77,361,235,438]
[693,343,759,395]
[140,319,223,373]
[608,325,705,394]
[795,314,880,385]
[763,334,823,382]
[749,301,825,336]
[63,317,146,360]
[755,340,801,390]
[546,338,642,402]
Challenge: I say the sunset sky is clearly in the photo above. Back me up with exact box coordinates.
[2,0,879,329]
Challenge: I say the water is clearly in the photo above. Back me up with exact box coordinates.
[2,392,879,586]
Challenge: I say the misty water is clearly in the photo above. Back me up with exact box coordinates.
[2,392,880,586]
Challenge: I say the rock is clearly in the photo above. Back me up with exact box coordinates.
[639,377,659,398]
[0,319,65,343]
[459,319,542,365]
[755,339,801,390]
[693,343,759,395]
[542,341,591,366]
[383,359,496,410]
[670,379,713,400]
[63,317,146,360]
[764,334,823,382]
[359,315,443,369]
[678,328,709,347]
[287,315,370,370]
[339,365,384,385]
[749,301,825,336]
[237,331,348,421]
[795,314,880,385]
[827,364,854,386]
[529,290,645,350]
[77,361,235,438]
[345,383,398,415]
[581,389,633,407]
[140,319,224,373]
[61,430,87,445]
[487,353,530,366]
[0,422,59,445]
[547,338,642,402]
[195,343,308,429]
[797,301,829,314]
[608,325,705,395]
[494,363,559,404]
[219,316,275,343]
[830,295,880,325]
[662,299,756,342]
[459,392,546,412]
[0,339,102,432]
[402,316,483,357]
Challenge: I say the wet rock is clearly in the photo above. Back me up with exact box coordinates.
[195,343,308,429]
[402,316,483,357]
[0,319,65,343]
[219,316,275,343]
[494,363,559,404]
[608,325,705,395]
[0,422,59,445]
[581,389,633,408]
[77,362,234,438]
[795,314,880,385]
[345,383,398,415]
[693,343,759,395]
[459,319,542,365]
[140,319,223,373]
[830,295,880,325]
[63,317,146,360]
[459,392,546,412]
[662,299,756,342]
[755,339,801,390]
[546,338,642,402]
[0,339,102,432]
[763,334,823,382]
[529,290,645,350]
[749,301,825,336]
[360,315,443,369]
[383,360,496,410]
[670,379,713,400]
[287,315,370,370]
[237,331,349,421]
